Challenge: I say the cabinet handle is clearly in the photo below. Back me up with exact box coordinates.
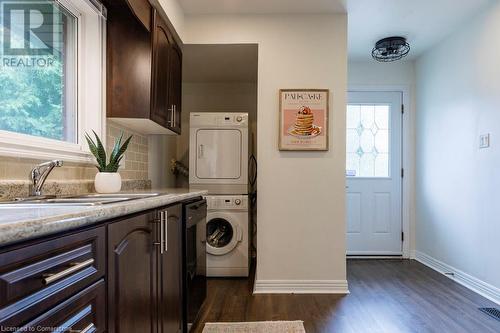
[162,210,168,253]
[160,212,165,254]
[80,323,95,333]
[173,105,176,127]
[42,258,94,285]
[168,105,174,126]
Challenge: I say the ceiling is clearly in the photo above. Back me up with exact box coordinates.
[183,44,258,83]
[179,0,346,15]
[347,0,493,61]
[179,0,493,61]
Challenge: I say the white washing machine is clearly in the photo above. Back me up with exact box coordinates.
[203,195,249,277]
[189,112,249,195]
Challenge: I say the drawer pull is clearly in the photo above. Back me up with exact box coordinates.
[80,323,95,333]
[43,258,95,285]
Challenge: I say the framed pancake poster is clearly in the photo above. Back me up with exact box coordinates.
[279,89,329,151]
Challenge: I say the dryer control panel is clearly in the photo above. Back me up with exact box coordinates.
[191,113,248,128]
[205,195,249,210]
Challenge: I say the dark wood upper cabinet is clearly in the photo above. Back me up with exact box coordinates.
[168,39,182,133]
[125,0,152,31]
[105,0,183,135]
[151,10,174,131]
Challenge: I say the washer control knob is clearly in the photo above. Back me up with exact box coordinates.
[235,199,241,205]
[236,116,243,122]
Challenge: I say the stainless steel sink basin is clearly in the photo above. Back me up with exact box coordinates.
[0,193,161,207]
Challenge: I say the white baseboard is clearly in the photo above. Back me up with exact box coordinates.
[414,251,500,305]
[253,279,349,294]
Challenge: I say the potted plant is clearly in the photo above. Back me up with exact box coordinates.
[85,130,132,194]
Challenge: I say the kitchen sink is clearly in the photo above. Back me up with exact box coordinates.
[0,193,161,207]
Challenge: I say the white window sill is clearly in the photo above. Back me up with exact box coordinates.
[0,130,93,164]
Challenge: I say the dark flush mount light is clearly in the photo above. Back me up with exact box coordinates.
[372,36,410,62]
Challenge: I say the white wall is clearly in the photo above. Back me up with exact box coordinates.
[348,61,417,256]
[415,1,500,301]
[184,14,348,291]
[349,61,415,87]
[156,0,185,39]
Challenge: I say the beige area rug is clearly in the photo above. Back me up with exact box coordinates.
[202,320,306,333]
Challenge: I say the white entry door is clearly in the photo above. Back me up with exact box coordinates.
[346,91,403,255]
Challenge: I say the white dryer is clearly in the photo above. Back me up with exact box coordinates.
[203,195,249,277]
[189,113,248,195]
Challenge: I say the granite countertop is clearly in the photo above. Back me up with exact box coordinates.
[0,188,207,247]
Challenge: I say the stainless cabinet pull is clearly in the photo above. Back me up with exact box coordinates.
[80,323,95,333]
[167,105,174,126]
[173,105,176,127]
[160,213,165,254]
[163,210,168,253]
[42,258,95,285]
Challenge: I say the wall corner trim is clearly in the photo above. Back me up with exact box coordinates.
[253,280,349,294]
[414,251,500,305]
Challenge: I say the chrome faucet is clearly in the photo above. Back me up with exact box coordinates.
[30,160,63,196]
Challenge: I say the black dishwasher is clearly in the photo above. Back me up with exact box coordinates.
[182,197,207,332]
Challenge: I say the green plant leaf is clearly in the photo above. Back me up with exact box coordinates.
[92,130,107,169]
[110,134,133,167]
[85,132,105,171]
[109,132,123,166]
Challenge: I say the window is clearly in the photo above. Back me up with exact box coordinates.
[0,0,105,162]
[346,104,390,177]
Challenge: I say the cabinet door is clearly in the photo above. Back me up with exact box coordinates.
[0,227,105,327]
[168,41,182,134]
[151,10,173,129]
[108,212,158,333]
[158,204,183,333]
[18,280,106,333]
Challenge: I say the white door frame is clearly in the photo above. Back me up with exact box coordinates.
[348,85,413,259]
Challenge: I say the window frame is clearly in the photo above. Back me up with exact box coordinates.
[0,0,107,163]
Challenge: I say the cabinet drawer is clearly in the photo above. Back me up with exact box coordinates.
[0,226,105,325]
[18,279,105,333]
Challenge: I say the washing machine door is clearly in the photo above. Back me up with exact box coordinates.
[206,212,242,256]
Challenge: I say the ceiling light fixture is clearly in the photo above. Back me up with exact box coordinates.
[372,36,410,62]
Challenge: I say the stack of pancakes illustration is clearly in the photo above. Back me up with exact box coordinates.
[290,106,320,136]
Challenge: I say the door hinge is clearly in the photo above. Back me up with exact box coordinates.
[401,231,404,242]
[401,104,404,114]
[401,168,404,178]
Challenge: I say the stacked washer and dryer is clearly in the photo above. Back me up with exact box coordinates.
[189,113,250,277]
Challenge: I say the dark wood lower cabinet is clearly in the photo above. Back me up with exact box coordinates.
[0,202,188,333]
[108,211,158,333]
[159,204,183,333]
[21,279,106,333]
[108,205,183,333]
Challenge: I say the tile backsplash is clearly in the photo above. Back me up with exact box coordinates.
[0,121,149,182]
[107,122,149,180]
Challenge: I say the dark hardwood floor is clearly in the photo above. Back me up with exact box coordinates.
[192,260,500,333]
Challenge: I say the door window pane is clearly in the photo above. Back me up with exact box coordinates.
[346,104,390,177]
[0,1,77,142]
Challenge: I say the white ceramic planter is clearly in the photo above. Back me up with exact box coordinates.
[94,172,122,194]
